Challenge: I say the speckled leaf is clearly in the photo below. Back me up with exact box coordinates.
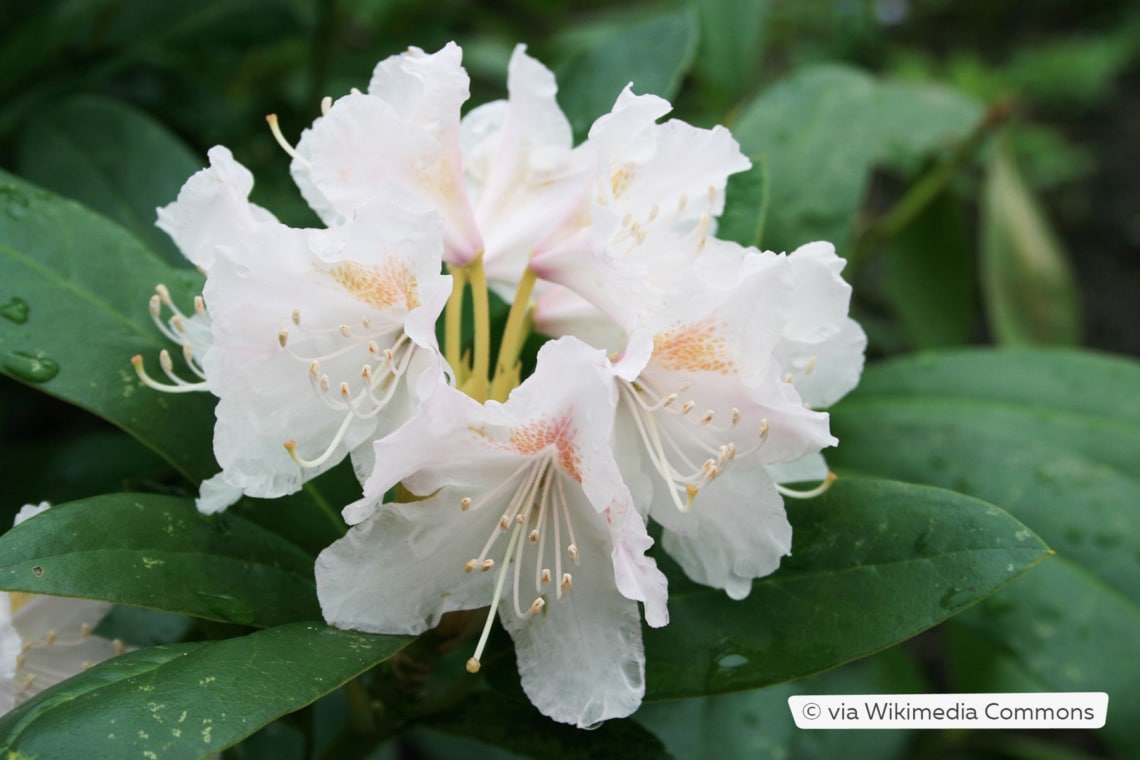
[0,622,411,758]
[643,479,1048,699]
[0,169,216,483]
[0,493,319,627]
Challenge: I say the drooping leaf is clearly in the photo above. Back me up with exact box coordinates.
[0,493,319,627]
[555,7,699,140]
[0,169,216,482]
[643,478,1049,699]
[0,622,411,758]
[17,94,203,266]
[980,135,1081,345]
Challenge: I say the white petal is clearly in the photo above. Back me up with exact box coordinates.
[156,146,274,269]
[316,489,498,635]
[499,501,647,728]
[658,466,791,600]
[14,502,50,525]
[195,472,243,515]
[767,452,829,485]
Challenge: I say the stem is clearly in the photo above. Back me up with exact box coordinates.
[490,266,538,402]
[466,257,491,402]
[849,99,1014,269]
[443,265,468,384]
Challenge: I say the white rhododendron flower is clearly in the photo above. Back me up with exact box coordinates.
[1,504,126,715]
[139,147,452,511]
[136,37,866,729]
[317,337,668,728]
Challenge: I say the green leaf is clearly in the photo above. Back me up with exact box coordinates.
[732,65,982,252]
[17,94,203,267]
[717,157,769,248]
[981,135,1081,345]
[883,191,976,348]
[555,8,699,141]
[643,478,1049,700]
[691,0,769,110]
[827,348,1140,755]
[0,493,320,627]
[955,559,1140,755]
[421,690,670,759]
[0,622,411,758]
[0,169,216,482]
[636,646,924,760]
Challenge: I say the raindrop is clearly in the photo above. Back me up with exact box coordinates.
[717,653,749,669]
[0,297,29,324]
[3,351,59,383]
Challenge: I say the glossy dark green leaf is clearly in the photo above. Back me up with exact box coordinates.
[643,479,1048,699]
[0,170,216,482]
[884,191,976,348]
[421,690,669,760]
[828,348,1140,755]
[0,493,319,627]
[955,559,1140,755]
[981,136,1081,345]
[637,646,924,760]
[0,622,411,758]
[17,94,202,266]
[556,8,699,140]
[732,65,981,252]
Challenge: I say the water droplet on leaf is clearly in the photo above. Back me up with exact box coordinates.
[0,297,29,324]
[717,653,749,669]
[3,351,59,383]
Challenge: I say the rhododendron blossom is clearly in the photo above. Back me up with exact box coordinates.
[132,38,866,730]
[316,338,668,728]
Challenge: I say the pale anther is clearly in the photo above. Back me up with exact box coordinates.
[292,308,302,325]
[464,559,478,573]
[567,544,579,562]
[481,559,495,571]
[339,324,352,338]
[320,95,332,115]
[529,597,545,615]
[528,529,539,543]
[541,569,551,584]
[460,497,472,511]
[561,573,572,591]
[681,401,695,414]
[278,329,289,348]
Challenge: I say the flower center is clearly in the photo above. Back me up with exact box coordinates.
[462,451,582,674]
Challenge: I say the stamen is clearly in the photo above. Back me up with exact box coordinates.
[561,573,572,591]
[464,559,478,573]
[320,96,332,115]
[266,114,311,168]
[528,597,545,616]
[460,497,472,511]
[528,529,539,543]
[283,410,355,469]
[481,559,494,571]
[467,522,523,674]
[681,401,695,415]
[541,569,551,584]
[278,329,289,348]
[130,355,208,393]
[567,544,579,562]
[292,308,302,326]
[776,472,838,500]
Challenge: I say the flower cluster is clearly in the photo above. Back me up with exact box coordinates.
[135,42,865,727]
